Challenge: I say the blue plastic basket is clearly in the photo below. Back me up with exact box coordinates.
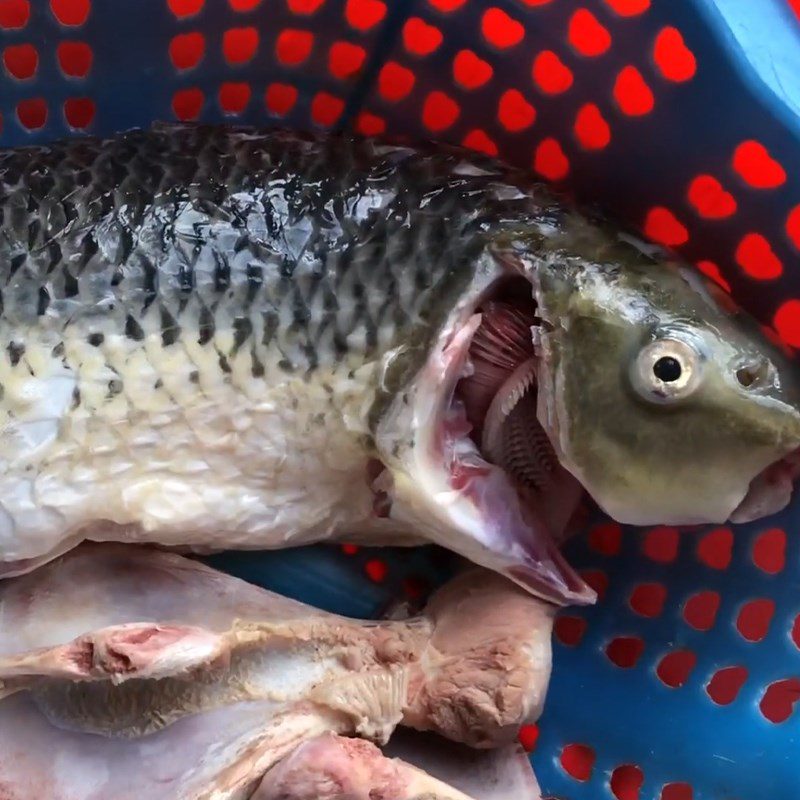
[6,1,800,798]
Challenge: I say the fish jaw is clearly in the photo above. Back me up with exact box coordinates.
[376,303,595,608]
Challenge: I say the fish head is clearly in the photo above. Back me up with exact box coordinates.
[372,212,800,608]
[533,238,800,528]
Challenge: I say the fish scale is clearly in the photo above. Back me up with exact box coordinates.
[0,123,546,568]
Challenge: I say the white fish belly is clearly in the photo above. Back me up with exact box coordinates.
[0,326,382,563]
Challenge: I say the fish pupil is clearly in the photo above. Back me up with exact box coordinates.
[653,356,682,383]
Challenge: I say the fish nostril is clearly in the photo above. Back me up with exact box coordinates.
[736,361,770,388]
[736,366,757,387]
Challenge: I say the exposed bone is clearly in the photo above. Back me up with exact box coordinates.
[0,543,553,799]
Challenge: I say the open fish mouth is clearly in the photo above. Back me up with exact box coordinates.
[377,275,596,608]
[730,447,800,524]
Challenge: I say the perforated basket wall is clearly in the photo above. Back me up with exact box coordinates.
[4,1,800,798]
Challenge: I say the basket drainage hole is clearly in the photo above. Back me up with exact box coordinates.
[168,0,204,18]
[610,765,643,800]
[642,526,679,562]
[736,598,774,642]
[16,97,46,129]
[682,590,720,631]
[752,527,786,574]
[51,0,90,26]
[170,32,205,71]
[656,650,696,688]
[560,743,595,781]
[481,7,524,50]
[760,678,800,723]
[0,0,30,29]
[57,41,93,77]
[696,527,733,570]
[588,522,622,555]
[705,665,748,705]
[579,569,608,600]
[629,582,666,617]
[606,636,644,668]
[554,615,587,647]
[660,784,693,800]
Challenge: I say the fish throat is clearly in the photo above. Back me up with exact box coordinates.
[455,280,583,537]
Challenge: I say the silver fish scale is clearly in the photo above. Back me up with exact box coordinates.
[0,125,549,388]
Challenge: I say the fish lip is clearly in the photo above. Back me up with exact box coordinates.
[729,446,800,524]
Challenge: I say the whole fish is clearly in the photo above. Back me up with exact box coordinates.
[0,124,798,605]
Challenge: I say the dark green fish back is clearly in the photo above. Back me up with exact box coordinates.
[0,125,550,383]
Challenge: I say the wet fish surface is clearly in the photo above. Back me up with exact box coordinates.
[0,123,798,604]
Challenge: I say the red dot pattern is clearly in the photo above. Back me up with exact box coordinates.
[3,43,38,80]
[57,41,92,77]
[168,0,203,17]
[223,27,258,64]
[518,724,539,752]
[643,527,680,563]
[0,0,30,28]
[696,527,733,570]
[687,175,737,219]
[760,678,800,724]
[50,0,90,27]
[574,103,611,150]
[629,583,667,617]
[706,666,748,705]
[653,27,696,82]
[311,91,344,127]
[561,744,595,781]
[555,615,588,647]
[462,128,497,156]
[603,0,650,15]
[64,96,94,128]
[364,558,388,583]
[735,233,783,279]
[733,141,786,189]
[421,89,459,132]
[606,636,645,668]
[172,87,204,120]
[497,89,535,132]
[656,650,697,688]
[736,598,775,642]
[378,61,415,101]
[752,528,786,574]
[644,207,689,247]
[696,261,731,293]
[534,137,570,181]
[328,41,366,80]
[683,590,720,631]
[610,765,644,800]
[170,32,205,71]
[532,50,573,95]
[589,522,622,556]
[614,66,654,116]
[265,83,298,117]
[345,0,385,31]
[568,10,611,57]
[403,17,442,56]
[219,82,251,115]
[481,7,524,50]
[661,785,694,800]
[275,29,314,66]
[452,49,493,90]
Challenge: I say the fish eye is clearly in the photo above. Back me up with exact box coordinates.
[631,337,703,404]
[653,356,682,383]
